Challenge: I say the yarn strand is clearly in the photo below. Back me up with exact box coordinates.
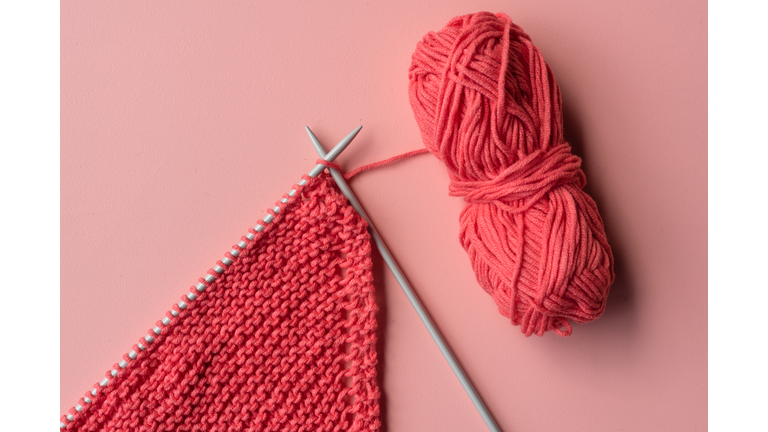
[343,148,430,181]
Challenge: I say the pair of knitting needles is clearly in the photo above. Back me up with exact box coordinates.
[61,126,500,432]
[307,126,501,432]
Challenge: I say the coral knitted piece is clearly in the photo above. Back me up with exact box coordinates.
[409,12,614,336]
[63,173,381,431]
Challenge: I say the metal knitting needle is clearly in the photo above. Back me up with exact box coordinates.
[274,125,362,205]
[60,127,361,429]
[307,127,501,432]
[222,126,361,254]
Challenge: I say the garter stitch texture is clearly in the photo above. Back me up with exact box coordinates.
[64,173,381,431]
[409,12,614,336]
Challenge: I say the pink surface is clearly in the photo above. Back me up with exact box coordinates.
[61,1,707,431]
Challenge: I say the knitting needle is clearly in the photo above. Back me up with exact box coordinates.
[306,127,502,432]
[60,127,361,429]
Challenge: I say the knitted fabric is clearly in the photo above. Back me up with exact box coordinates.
[64,172,381,431]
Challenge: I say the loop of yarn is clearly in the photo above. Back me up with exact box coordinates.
[316,158,341,171]
[409,12,614,336]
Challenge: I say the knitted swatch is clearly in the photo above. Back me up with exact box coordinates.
[409,12,614,336]
[63,172,381,431]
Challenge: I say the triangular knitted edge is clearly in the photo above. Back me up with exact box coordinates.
[61,172,381,431]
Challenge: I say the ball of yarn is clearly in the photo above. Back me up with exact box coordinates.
[408,12,614,336]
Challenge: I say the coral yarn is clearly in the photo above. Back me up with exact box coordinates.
[63,173,380,431]
[409,12,614,336]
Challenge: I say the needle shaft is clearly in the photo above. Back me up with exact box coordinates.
[306,126,501,432]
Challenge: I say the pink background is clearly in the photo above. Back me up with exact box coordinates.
[61,1,707,431]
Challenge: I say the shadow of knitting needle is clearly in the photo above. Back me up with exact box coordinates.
[307,126,502,432]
